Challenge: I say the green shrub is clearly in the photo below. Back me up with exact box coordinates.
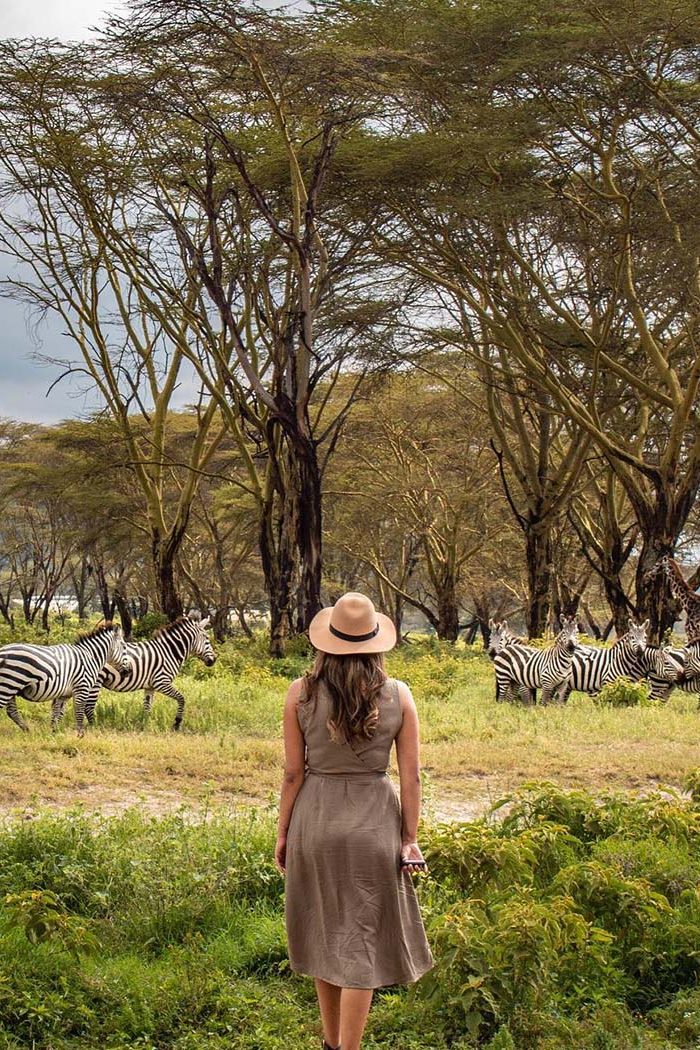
[131,613,169,639]
[0,786,698,1048]
[594,677,651,707]
[683,767,700,804]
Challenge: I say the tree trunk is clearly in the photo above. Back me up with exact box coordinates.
[290,435,323,635]
[211,606,231,642]
[635,532,677,642]
[392,591,404,645]
[113,588,133,640]
[581,600,603,640]
[628,474,700,641]
[259,488,297,658]
[72,559,92,619]
[601,575,633,636]
[435,575,460,641]
[152,530,184,620]
[95,564,115,621]
[525,525,552,637]
[235,605,253,639]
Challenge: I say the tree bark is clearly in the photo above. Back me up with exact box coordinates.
[435,572,460,641]
[292,436,323,634]
[151,529,185,620]
[258,486,297,659]
[525,524,552,637]
[632,481,700,641]
[113,588,133,640]
[635,529,677,642]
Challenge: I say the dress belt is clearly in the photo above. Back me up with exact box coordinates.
[306,768,388,778]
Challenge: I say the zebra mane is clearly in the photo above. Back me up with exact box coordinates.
[75,621,116,644]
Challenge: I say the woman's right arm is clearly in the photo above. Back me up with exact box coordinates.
[395,680,428,872]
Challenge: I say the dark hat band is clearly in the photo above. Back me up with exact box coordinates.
[328,622,380,643]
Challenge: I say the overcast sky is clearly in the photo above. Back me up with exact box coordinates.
[1,1,136,424]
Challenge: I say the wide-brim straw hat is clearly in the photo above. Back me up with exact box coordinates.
[308,592,397,655]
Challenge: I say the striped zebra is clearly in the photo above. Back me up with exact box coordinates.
[0,623,128,735]
[487,621,535,703]
[647,643,700,703]
[494,616,579,705]
[553,621,649,702]
[82,613,216,731]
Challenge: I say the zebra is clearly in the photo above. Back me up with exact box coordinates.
[646,642,700,703]
[0,623,128,736]
[487,620,535,703]
[553,621,649,702]
[487,620,523,659]
[81,613,216,731]
[494,616,579,705]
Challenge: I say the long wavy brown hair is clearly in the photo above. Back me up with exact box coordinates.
[303,651,387,744]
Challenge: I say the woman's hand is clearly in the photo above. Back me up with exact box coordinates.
[274,833,287,875]
[400,841,428,874]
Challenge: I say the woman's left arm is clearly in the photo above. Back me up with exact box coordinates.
[275,678,306,874]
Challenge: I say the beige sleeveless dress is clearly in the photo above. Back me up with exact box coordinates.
[284,677,434,989]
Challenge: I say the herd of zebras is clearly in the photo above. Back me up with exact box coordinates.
[0,557,698,736]
[489,556,700,706]
[488,616,700,705]
[0,614,215,736]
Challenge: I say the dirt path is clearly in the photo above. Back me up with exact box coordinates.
[0,781,498,824]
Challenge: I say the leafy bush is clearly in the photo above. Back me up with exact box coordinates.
[0,786,699,1048]
[131,612,169,639]
[595,677,651,707]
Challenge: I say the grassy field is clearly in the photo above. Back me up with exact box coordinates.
[0,637,699,1048]
[0,640,697,818]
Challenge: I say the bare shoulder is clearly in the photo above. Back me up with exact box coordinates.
[393,678,416,714]
[285,677,307,709]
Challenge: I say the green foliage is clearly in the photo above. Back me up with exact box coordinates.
[3,890,100,959]
[130,613,169,640]
[682,767,700,803]
[421,783,700,1044]
[0,785,697,1048]
[595,678,652,708]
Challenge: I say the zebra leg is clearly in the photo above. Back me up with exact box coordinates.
[84,687,100,727]
[143,691,155,715]
[73,688,92,738]
[155,682,186,730]
[500,679,515,704]
[552,683,571,705]
[540,684,553,705]
[5,696,29,732]
[50,697,68,731]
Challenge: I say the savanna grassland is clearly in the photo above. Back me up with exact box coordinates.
[1,635,700,1050]
[0,636,697,819]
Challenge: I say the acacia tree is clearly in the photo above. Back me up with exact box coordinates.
[90,0,396,651]
[326,372,507,639]
[0,40,228,618]
[327,0,700,638]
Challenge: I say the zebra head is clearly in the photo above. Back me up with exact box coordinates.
[487,620,508,659]
[107,625,130,672]
[187,614,217,667]
[557,615,579,653]
[626,619,649,656]
[643,645,677,679]
[683,639,700,678]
